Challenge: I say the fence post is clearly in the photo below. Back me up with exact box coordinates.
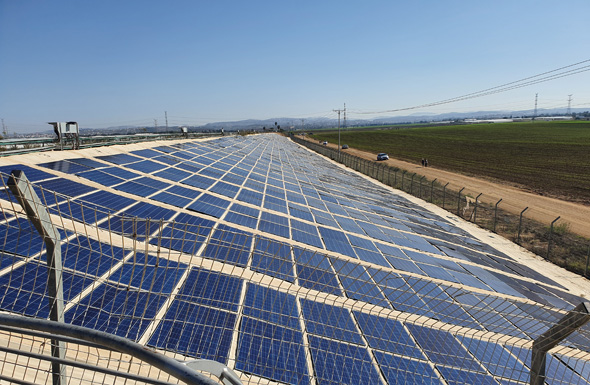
[394,170,398,187]
[419,176,425,198]
[401,171,407,191]
[493,198,503,233]
[457,187,465,217]
[430,178,437,203]
[517,207,529,245]
[7,170,67,385]
[586,245,590,277]
[547,216,561,260]
[473,192,482,223]
[410,173,416,195]
[442,182,449,209]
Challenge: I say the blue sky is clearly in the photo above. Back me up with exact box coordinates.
[1,1,589,133]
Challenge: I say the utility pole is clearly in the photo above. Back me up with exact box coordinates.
[154,119,158,131]
[165,111,168,130]
[343,103,347,128]
[333,107,344,154]
[301,119,305,131]
[1,119,7,138]
[533,93,538,120]
[567,94,573,115]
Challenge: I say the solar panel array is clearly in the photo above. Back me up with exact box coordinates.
[1,134,590,384]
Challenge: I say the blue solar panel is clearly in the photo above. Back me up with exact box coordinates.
[251,237,294,282]
[37,177,96,198]
[76,169,126,187]
[263,195,288,213]
[354,311,424,358]
[406,324,483,371]
[187,193,230,218]
[201,224,252,266]
[293,248,342,295]
[209,181,240,199]
[38,160,91,174]
[149,302,236,362]
[0,218,45,256]
[0,165,55,182]
[68,157,109,169]
[108,253,187,294]
[0,262,89,319]
[100,166,141,180]
[153,167,191,182]
[236,189,263,205]
[100,202,176,241]
[150,212,214,254]
[176,268,243,312]
[374,351,441,385]
[63,235,126,277]
[436,366,498,385]
[130,149,163,159]
[330,259,390,307]
[258,212,289,238]
[308,336,382,385]
[318,227,356,257]
[457,336,529,382]
[150,191,192,208]
[236,316,310,385]
[97,153,142,165]
[65,282,168,340]
[124,160,167,173]
[243,283,299,329]
[301,299,363,344]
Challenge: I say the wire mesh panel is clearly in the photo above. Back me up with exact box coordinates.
[1,134,590,385]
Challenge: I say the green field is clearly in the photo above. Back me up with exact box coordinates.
[311,121,590,203]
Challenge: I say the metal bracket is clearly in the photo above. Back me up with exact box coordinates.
[184,359,243,385]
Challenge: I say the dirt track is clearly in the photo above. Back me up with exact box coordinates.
[317,141,590,239]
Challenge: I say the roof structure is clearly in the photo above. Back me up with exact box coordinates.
[0,133,589,384]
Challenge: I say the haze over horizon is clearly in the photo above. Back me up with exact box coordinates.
[1,0,589,134]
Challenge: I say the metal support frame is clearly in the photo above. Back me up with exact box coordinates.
[8,170,66,385]
[531,302,590,385]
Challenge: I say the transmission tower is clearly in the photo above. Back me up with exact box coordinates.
[343,103,347,128]
[533,93,538,120]
[165,111,168,130]
[567,94,573,115]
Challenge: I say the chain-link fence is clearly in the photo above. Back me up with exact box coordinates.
[292,135,590,277]
[1,157,590,384]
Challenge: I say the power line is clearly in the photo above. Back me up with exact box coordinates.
[355,59,590,115]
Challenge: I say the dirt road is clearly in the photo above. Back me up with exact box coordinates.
[316,141,590,238]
